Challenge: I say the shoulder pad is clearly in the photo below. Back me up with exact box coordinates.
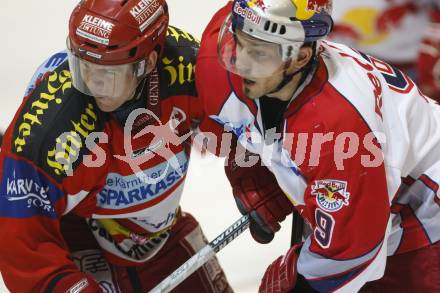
[158,26,199,98]
[11,60,107,182]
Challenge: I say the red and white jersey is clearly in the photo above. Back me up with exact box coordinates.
[0,26,203,292]
[197,4,440,292]
[330,0,440,64]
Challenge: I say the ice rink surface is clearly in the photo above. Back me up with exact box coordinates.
[0,1,293,292]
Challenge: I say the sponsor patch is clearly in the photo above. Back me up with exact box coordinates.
[87,218,169,262]
[159,27,198,98]
[76,14,115,45]
[130,0,163,32]
[233,1,262,24]
[161,53,195,87]
[0,157,63,218]
[14,69,71,153]
[311,179,350,212]
[97,151,188,209]
[46,102,98,177]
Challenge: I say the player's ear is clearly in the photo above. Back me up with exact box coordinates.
[293,46,313,71]
[145,50,158,74]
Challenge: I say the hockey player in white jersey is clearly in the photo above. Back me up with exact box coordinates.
[330,0,440,101]
[196,0,440,292]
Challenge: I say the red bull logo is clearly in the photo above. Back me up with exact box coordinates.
[292,0,330,21]
[247,0,266,10]
[311,179,350,212]
[234,1,262,24]
[307,0,330,11]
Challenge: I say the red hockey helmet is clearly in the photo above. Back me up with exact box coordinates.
[67,0,169,99]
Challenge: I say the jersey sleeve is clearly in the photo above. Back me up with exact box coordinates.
[0,52,92,292]
[297,148,390,292]
[284,96,391,292]
[195,2,239,157]
[0,154,79,291]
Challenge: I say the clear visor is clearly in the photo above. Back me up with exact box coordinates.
[218,15,292,79]
[67,44,146,99]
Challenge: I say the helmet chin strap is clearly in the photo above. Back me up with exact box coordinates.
[267,42,318,96]
[267,61,301,95]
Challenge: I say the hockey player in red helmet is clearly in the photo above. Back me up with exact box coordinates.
[67,0,168,112]
[0,0,232,292]
[197,0,440,292]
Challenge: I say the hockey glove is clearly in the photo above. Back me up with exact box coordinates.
[225,141,294,244]
[259,244,301,293]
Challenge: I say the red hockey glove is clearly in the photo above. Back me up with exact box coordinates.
[225,142,294,244]
[51,273,103,293]
[259,244,301,293]
[418,20,440,102]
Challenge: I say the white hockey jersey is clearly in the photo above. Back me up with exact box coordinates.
[198,24,440,291]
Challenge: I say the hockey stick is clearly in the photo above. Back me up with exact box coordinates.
[291,210,304,246]
[149,214,250,293]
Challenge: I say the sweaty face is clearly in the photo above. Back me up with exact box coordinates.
[79,62,138,112]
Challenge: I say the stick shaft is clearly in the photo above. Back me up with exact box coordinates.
[149,214,250,293]
[291,210,304,246]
